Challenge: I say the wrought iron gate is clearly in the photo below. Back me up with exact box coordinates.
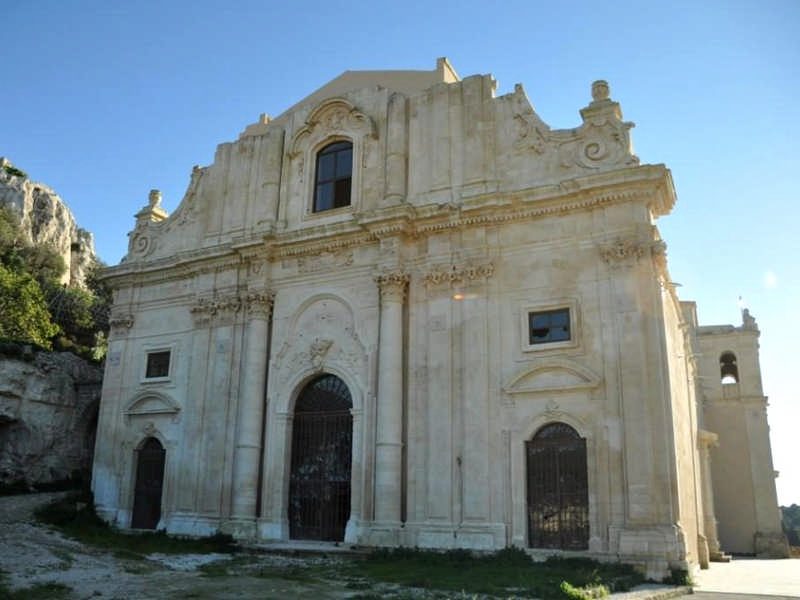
[526,423,589,550]
[131,437,165,529]
[289,375,352,541]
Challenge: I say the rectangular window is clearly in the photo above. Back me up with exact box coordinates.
[528,308,571,345]
[145,350,170,378]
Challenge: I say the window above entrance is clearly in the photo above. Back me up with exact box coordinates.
[313,141,353,212]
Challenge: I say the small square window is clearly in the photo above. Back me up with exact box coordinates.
[145,351,170,378]
[528,308,571,345]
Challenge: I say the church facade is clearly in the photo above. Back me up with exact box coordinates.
[92,59,787,577]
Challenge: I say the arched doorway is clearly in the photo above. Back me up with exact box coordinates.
[526,422,588,549]
[289,374,352,541]
[131,437,165,529]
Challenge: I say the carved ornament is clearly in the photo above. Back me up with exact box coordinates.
[290,98,377,157]
[309,338,334,371]
[599,239,665,264]
[297,249,354,273]
[423,261,494,287]
[190,294,247,325]
[109,313,134,331]
[245,291,275,317]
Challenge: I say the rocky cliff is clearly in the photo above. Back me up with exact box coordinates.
[0,157,96,287]
[0,345,102,488]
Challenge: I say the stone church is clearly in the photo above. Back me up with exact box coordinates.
[92,59,788,577]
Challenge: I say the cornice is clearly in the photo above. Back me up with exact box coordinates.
[102,165,673,289]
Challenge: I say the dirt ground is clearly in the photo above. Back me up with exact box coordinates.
[0,492,429,600]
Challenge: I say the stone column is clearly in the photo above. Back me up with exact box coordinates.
[374,271,409,525]
[231,292,274,526]
[698,430,726,561]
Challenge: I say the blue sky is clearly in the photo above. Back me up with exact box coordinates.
[4,1,799,504]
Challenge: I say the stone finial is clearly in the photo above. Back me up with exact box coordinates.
[580,79,623,122]
[591,80,610,102]
[135,189,168,225]
[148,189,162,208]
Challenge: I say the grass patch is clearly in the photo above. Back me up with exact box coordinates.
[350,548,643,599]
[0,569,72,599]
[35,492,238,555]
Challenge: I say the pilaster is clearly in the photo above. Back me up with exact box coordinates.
[373,270,409,530]
[230,292,275,532]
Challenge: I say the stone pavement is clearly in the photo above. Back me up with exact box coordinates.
[690,557,799,598]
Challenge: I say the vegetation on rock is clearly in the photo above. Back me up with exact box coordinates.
[0,206,109,357]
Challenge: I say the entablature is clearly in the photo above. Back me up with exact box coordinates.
[103,164,673,289]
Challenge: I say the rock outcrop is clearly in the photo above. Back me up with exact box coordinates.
[0,157,96,287]
[0,346,102,488]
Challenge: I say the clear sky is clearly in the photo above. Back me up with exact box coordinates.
[4,1,799,505]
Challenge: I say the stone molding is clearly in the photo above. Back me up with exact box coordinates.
[422,261,494,287]
[102,166,674,289]
[375,270,410,302]
[124,390,180,423]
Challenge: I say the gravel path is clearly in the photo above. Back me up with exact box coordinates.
[0,492,359,599]
[0,493,690,600]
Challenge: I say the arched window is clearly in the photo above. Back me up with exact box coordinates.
[314,141,352,212]
[720,352,739,384]
[526,422,589,550]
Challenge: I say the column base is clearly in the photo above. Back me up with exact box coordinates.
[221,517,257,539]
[754,531,790,558]
[257,518,289,541]
[709,551,731,562]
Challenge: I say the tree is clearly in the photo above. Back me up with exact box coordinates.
[782,505,800,547]
[0,264,59,348]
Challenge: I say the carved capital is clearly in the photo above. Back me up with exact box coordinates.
[246,292,275,318]
[109,313,134,332]
[600,239,665,265]
[375,270,409,302]
[190,295,243,326]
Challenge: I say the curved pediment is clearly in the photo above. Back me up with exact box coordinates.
[125,391,180,418]
[290,98,376,156]
[504,359,601,395]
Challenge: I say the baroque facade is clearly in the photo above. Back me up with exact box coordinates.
[92,59,788,577]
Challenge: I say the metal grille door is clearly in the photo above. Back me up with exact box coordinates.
[131,437,165,529]
[289,375,352,541]
[526,423,589,550]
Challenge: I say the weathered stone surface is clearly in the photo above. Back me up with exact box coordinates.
[0,349,102,487]
[93,58,787,577]
[0,157,96,287]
